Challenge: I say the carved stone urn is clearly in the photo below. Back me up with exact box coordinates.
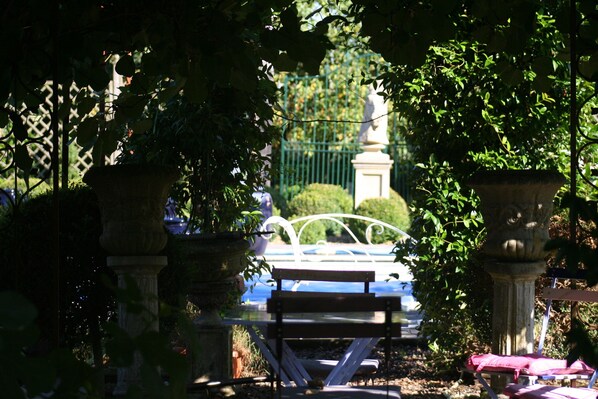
[468,169,565,373]
[180,232,249,324]
[84,164,178,395]
[468,169,565,262]
[83,164,179,255]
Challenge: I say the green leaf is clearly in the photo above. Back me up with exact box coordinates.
[129,118,153,135]
[11,115,27,141]
[0,291,37,329]
[114,93,147,122]
[76,118,99,148]
[116,55,136,77]
[104,323,135,367]
[158,85,182,104]
[17,357,57,397]
[88,65,111,92]
[272,52,298,72]
[184,68,207,104]
[76,96,97,117]
[14,144,32,172]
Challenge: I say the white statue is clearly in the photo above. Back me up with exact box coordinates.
[358,83,389,148]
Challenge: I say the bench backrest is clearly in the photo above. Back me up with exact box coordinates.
[537,268,598,356]
[272,268,375,294]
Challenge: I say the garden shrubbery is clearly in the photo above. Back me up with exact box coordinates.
[0,185,190,362]
[0,185,113,361]
[350,189,410,244]
[285,183,353,243]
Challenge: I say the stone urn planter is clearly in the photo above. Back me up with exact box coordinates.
[176,232,249,382]
[468,169,565,262]
[83,164,179,255]
[468,169,565,365]
[178,232,249,323]
[176,232,250,284]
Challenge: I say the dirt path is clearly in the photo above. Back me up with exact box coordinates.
[233,341,483,399]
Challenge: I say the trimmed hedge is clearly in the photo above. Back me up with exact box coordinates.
[350,190,410,244]
[285,183,353,243]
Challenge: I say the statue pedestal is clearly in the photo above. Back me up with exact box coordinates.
[351,150,393,208]
[484,261,547,355]
[108,256,167,396]
[469,170,565,394]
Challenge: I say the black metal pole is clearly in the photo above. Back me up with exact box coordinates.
[569,0,577,247]
[50,0,61,350]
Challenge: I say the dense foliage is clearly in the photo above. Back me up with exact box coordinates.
[120,91,273,234]
[0,186,113,364]
[389,11,572,369]
[1,1,334,170]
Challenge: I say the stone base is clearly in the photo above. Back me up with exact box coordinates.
[108,255,167,396]
[352,151,393,208]
[484,260,546,395]
[191,322,232,383]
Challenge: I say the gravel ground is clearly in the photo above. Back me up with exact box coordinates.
[232,341,485,399]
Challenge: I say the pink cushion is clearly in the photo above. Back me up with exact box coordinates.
[504,383,597,399]
[466,354,594,382]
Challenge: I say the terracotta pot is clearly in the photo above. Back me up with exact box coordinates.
[232,350,244,379]
[83,164,178,255]
[468,170,565,261]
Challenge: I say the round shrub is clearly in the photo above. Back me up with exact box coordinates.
[350,190,410,244]
[286,184,353,243]
[287,184,353,217]
[292,219,328,245]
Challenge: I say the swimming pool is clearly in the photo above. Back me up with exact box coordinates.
[241,244,422,338]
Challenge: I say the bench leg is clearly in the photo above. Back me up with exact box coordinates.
[325,337,380,386]
[474,373,500,399]
[246,326,293,386]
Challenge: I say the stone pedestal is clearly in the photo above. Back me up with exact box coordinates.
[352,149,393,208]
[189,279,235,383]
[484,261,547,355]
[108,256,167,396]
[469,170,565,394]
[191,323,233,384]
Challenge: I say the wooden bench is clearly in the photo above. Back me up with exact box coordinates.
[267,268,386,386]
[266,293,402,398]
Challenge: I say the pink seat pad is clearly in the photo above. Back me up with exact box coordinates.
[504,383,598,399]
[466,354,594,381]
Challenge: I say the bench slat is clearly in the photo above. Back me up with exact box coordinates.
[266,322,402,339]
[542,288,598,303]
[271,291,375,299]
[272,268,375,283]
[267,295,402,313]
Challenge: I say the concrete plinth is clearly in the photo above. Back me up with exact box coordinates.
[484,261,546,355]
[191,323,233,383]
[108,255,167,396]
[484,260,545,394]
[352,150,393,208]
